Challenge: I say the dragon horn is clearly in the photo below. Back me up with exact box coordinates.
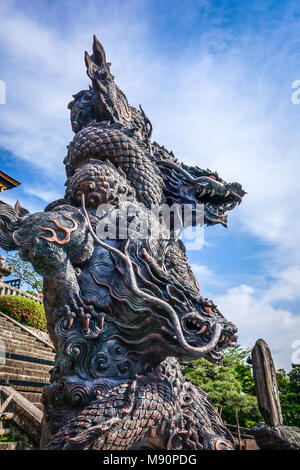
[84,51,94,80]
[92,35,107,66]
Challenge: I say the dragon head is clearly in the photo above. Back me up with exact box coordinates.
[157,159,246,228]
[84,35,131,124]
[68,36,152,145]
[178,298,238,364]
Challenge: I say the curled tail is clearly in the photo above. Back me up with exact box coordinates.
[0,200,29,250]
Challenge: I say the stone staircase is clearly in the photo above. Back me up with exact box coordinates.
[0,386,44,450]
[0,310,55,448]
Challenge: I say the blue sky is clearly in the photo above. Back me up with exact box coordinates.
[0,0,300,369]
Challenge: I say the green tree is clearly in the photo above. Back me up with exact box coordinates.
[5,252,43,293]
[277,364,300,427]
[183,345,262,428]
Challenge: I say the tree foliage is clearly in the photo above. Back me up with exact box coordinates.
[5,252,43,293]
[276,365,300,427]
[183,345,262,428]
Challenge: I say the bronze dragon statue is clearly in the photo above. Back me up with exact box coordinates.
[0,36,248,450]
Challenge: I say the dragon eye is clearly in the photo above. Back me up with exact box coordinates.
[209,175,216,180]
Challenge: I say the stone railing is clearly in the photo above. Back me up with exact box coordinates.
[0,386,43,447]
[0,280,43,305]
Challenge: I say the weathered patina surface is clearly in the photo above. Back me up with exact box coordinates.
[252,338,283,427]
[251,339,300,450]
[0,37,247,450]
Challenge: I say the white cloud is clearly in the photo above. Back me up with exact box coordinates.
[263,266,300,303]
[0,191,41,214]
[191,264,213,279]
[0,1,151,177]
[213,270,300,370]
[150,55,300,262]
[190,261,300,369]
[190,262,225,296]
[0,1,300,371]
[0,0,299,261]
[23,186,62,203]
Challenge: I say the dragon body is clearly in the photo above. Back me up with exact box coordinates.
[43,358,234,450]
[64,123,164,208]
[0,36,249,450]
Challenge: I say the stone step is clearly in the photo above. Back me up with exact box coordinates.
[0,335,54,356]
[0,322,35,336]
[0,366,50,381]
[0,442,18,450]
[0,372,50,385]
[4,350,55,365]
[0,313,53,408]
[0,317,54,350]
[0,329,53,351]
[0,320,22,332]
[0,329,48,346]
[0,335,44,351]
[20,392,43,404]
[0,327,40,340]
[8,382,45,393]
[4,347,55,361]
[4,358,53,373]
[0,317,24,328]
[0,316,54,351]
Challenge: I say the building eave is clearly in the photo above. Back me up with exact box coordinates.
[0,170,21,191]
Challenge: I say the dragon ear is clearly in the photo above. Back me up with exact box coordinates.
[84,37,110,88]
[84,51,94,80]
[92,35,107,66]
[84,36,131,124]
[14,200,29,217]
[0,201,29,250]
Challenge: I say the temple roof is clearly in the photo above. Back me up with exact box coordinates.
[0,170,20,191]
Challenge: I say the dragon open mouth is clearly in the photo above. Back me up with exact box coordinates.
[185,315,204,333]
[181,311,238,363]
[157,160,246,228]
[195,180,245,227]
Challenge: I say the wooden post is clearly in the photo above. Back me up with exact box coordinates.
[251,338,283,427]
[235,410,242,450]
